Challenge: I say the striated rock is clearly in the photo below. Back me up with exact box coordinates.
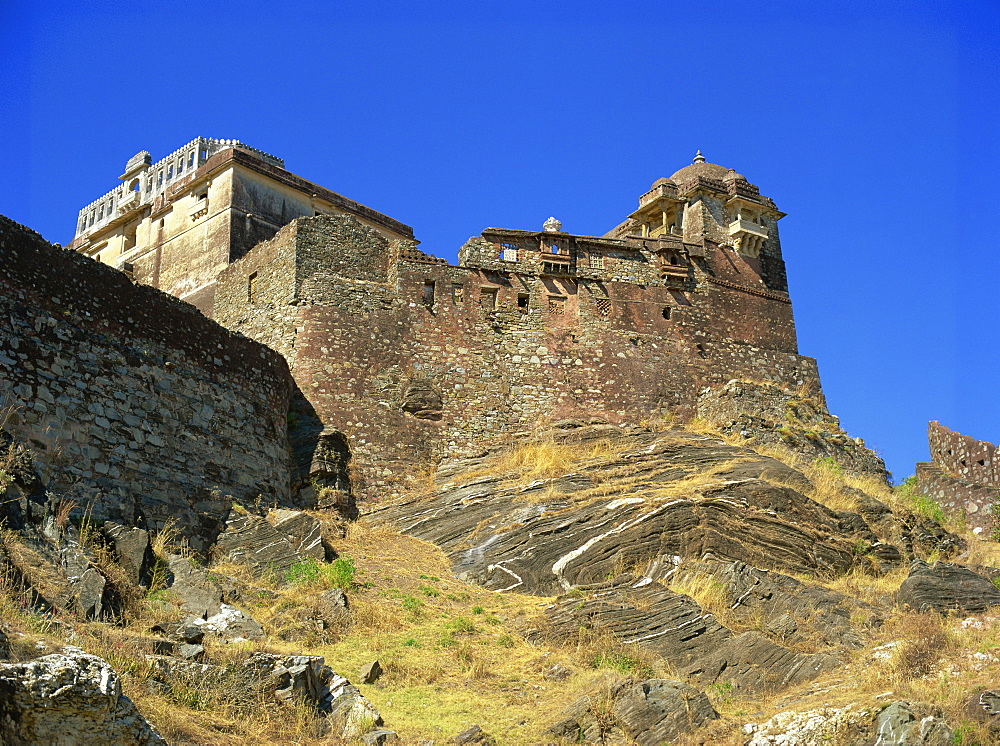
[378,428,887,596]
[315,587,351,629]
[0,647,165,744]
[964,689,1000,733]
[897,560,1000,613]
[537,576,838,694]
[267,508,326,560]
[194,604,264,641]
[165,553,223,619]
[659,557,882,651]
[550,677,716,744]
[213,511,305,577]
[613,679,718,745]
[452,723,497,744]
[873,701,952,745]
[103,521,153,585]
[858,497,966,562]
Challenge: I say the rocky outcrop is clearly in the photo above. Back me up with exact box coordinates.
[697,380,889,479]
[897,560,1000,613]
[377,427,898,596]
[0,647,165,745]
[549,677,718,744]
[537,576,838,694]
[743,705,872,745]
[660,557,882,651]
[873,701,952,745]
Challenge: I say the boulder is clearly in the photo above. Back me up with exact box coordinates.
[359,659,383,684]
[267,508,326,560]
[0,647,165,744]
[103,521,153,585]
[873,701,952,745]
[897,560,1000,613]
[612,679,719,745]
[213,511,304,578]
[315,587,351,628]
[0,626,9,659]
[744,705,870,745]
[549,677,716,744]
[452,724,496,744]
[963,689,1000,733]
[193,604,264,641]
[363,729,400,745]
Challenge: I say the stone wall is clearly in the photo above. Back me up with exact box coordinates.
[917,422,1000,536]
[214,214,823,505]
[0,216,293,552]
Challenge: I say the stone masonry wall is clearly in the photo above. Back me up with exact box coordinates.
[0,216,293,552]
[215,214,822,505]
[917,422,1000,537]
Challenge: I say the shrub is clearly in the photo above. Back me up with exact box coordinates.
[284,556,356,590]
[894,476,945,523]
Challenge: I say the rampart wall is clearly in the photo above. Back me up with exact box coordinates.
[215,214,822,504]
[917,421,999,536]
[0,216,293,552]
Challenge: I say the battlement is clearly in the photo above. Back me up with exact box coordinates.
[74,138,284,240]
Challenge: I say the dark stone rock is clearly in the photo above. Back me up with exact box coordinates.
[537,576,838,694]
[266,509,325,560]
[103,521,153,586]
[0,627,9,659]
[542,662,573,681]
[213,511,305,578]
[452,724,496,744]
[401,379,443,420]
[165,554,223,619]
[175,643,206,662]
[73,567,106,620]
[897,560,1000,613]
[612,679,719,745]
[362,729,399,745]
[873,701,952,745]
[963,689,1000,733]
[358,659,383,685]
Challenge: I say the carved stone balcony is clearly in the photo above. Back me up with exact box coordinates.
[117,191,141,214]
[728,219,768,240]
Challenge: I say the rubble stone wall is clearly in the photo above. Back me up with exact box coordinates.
[0,216,293,551]
[215,214,822,504]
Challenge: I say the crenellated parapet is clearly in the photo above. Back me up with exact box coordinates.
[74,138,284,240]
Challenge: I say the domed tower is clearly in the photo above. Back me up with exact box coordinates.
[608,151,788,294]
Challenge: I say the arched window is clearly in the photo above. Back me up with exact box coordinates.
[129,178,140,192]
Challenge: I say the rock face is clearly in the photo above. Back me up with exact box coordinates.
[697,379,889,479]
[550,677,717,744]
[0,647,166,745]
[378,427,889,597]
[873,701,952,745]
[897,560,1000,613]
[538,576,838,694]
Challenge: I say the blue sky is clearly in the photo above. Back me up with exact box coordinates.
[2,0,997,481]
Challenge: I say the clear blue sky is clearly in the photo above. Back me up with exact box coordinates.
[2,0,997,482]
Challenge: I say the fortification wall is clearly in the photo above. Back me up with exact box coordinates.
[917,422,999,537]
[0,216,293,552]
[215,214,822,504]
[927,421,999,487]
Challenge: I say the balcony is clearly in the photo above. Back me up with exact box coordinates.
[728,219,768,240]
[117,191,141,214]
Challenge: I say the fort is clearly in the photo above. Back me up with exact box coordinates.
[54,140,826,506]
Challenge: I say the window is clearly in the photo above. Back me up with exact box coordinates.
[188,153,195,168]
[200,148,208,160]
[589,254,604,269]
[158,171,163,186]
[130,178,140,192]
[500,243,517,262]
[517,294,529,312]
[480,288,497,311]
[98,206,104,220]
[596,298,612,317]
[167,166,174,180]
[548,296,566,315]
[177,159,183,174]
[662,307,671,320]
[452,283,464,303]
[248,272,258,303]
[422,280,435,306]
[543,261,571,275]
[551,244,560,254]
